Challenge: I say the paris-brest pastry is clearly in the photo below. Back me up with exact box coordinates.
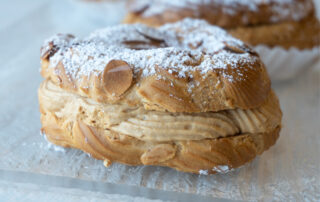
[39,19,282,174]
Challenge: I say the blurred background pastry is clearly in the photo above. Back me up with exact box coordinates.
[124,0,320,81]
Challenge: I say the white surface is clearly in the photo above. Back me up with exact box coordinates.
[0,180,166,202]
[0,0,319,201]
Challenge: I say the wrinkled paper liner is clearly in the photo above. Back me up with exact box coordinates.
[254,45,320,81]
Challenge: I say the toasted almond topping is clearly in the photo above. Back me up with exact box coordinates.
[103,60,133,97]
[223,43,246,54]
[141,144,176,164]
[40,34,75,60]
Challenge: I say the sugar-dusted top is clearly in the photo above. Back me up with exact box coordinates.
[129,0,313,23]
[41,19,260,83]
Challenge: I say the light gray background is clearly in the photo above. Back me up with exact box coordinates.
[0,0,319,201]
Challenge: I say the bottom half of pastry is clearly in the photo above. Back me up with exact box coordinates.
[38,79,282,174]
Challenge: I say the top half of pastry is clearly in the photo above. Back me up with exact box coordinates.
[124,0,320,49]
[40,19,272,113]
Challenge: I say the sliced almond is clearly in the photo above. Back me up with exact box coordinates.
[40,41,54,59]
[40,34,75,60]
[223,42,246,54]
[141,144,176,165]
[102,60,133,97]
[223,42,258,56]
[136,27,165,42]
[123,40,155,50]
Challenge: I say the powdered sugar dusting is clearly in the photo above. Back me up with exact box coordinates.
[42,19,259,82]
[130,0,312,23]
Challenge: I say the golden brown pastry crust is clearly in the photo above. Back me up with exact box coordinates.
[39,80,281,174]
[40,20,271,113]
[229,15,320,49]
[124,0,320,49]
[125,0,314,27]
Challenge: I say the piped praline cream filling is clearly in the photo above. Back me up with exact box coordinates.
[40,80,281,142]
